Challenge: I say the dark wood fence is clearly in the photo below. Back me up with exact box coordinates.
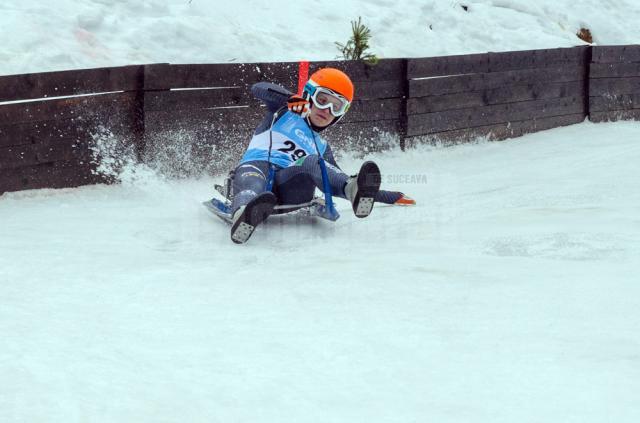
[0,65,143,192]
[141,59,406,176]
[1,45,639,194]
[590,45,640,122]
[405,47,589,145]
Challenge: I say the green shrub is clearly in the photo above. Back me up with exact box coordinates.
[335,17,379,65]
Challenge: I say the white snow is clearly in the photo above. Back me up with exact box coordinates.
[2,0,640,76]
[2,1,640,421]
[2,121,640,422]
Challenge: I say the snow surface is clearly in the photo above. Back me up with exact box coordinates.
[2,1,640,421]
[1,121,640,422]
[2,0,640,75]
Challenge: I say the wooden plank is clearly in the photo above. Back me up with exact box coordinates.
[590,62,640,78]
[144,106,264,132]
[408,81,582,114]
[309,59,404,82]
[0,122,36,147]
[33,139,93,164]
[0,93,138,176]
[143,106,260,177]
[0,137,93,171]
[144,88,254,112]
[408,53,489,78]
[0,118,94,148]
[488,47,588,72]
[407,96,585,136]
[145,66,402,103]
[144,62,299,91]
[0,98,80,125]
[144,85,402,122]
[143,114,402,176]
[592,45,640,64]
[410,65,585,97]
[354,79,404,100]
[0,144,38,170]
[0,160,103,194]
[145,97,402,132]
[142,125,250,178]
[405,114,585,147]
[408,47,587,78]
[589,77,640,96]
[589,93,640,112]
[328,119,401,153]
[144,59,404,91]
[341,98,403,123]
[590,109,640,123]
[0,91,139,126]
[394,48,588,78]
[144,124,256,149]
[0,65,143,103]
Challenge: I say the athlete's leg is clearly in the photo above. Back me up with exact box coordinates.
[229,160,276,244]
[231,161,272,214]
[273,168,316,208]
[275,155,350,200]
[274,155,380,218]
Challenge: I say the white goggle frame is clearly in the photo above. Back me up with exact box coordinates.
[304,82,351,117]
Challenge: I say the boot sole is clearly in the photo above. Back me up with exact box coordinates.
[231,192,277,244]
[353,161,381,218]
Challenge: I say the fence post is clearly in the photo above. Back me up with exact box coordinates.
[583,45,593,120]
[141,63,171,163]
[399,58,409,151]
[132,65,146,162]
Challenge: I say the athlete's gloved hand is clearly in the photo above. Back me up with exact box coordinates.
[287,95,310,117]
[394,193,416,206]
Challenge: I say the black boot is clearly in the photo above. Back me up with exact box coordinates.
[344,161,381,218]
[230,192,277,244]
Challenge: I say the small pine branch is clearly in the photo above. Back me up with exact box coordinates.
[335,17,379,65]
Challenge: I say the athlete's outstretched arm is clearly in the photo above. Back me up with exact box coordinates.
[251,82,291,112]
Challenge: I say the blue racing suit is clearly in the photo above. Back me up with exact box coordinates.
[231,82,402,214]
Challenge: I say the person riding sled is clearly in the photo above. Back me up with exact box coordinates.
[221,67,415,244]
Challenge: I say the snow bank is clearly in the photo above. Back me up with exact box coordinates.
[2,0,640,75]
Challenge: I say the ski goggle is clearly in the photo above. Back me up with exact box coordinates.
[304,83,351,117]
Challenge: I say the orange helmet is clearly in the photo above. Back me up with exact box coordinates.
[305,67,355,102]
[302,68,354,120]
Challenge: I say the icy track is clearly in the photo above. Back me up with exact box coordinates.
[1,121,639,422]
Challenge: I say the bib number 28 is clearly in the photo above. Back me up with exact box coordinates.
[278,141,307,161]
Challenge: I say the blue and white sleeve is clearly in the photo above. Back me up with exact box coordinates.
[251,82,291,112]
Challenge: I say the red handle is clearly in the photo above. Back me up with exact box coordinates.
[297,61,310,95]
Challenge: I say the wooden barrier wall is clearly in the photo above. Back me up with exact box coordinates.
[1,45,639,194]
[0,66,143,192]
[590,45,640,122]
[406,46,589,145]
[141,59,405,176]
